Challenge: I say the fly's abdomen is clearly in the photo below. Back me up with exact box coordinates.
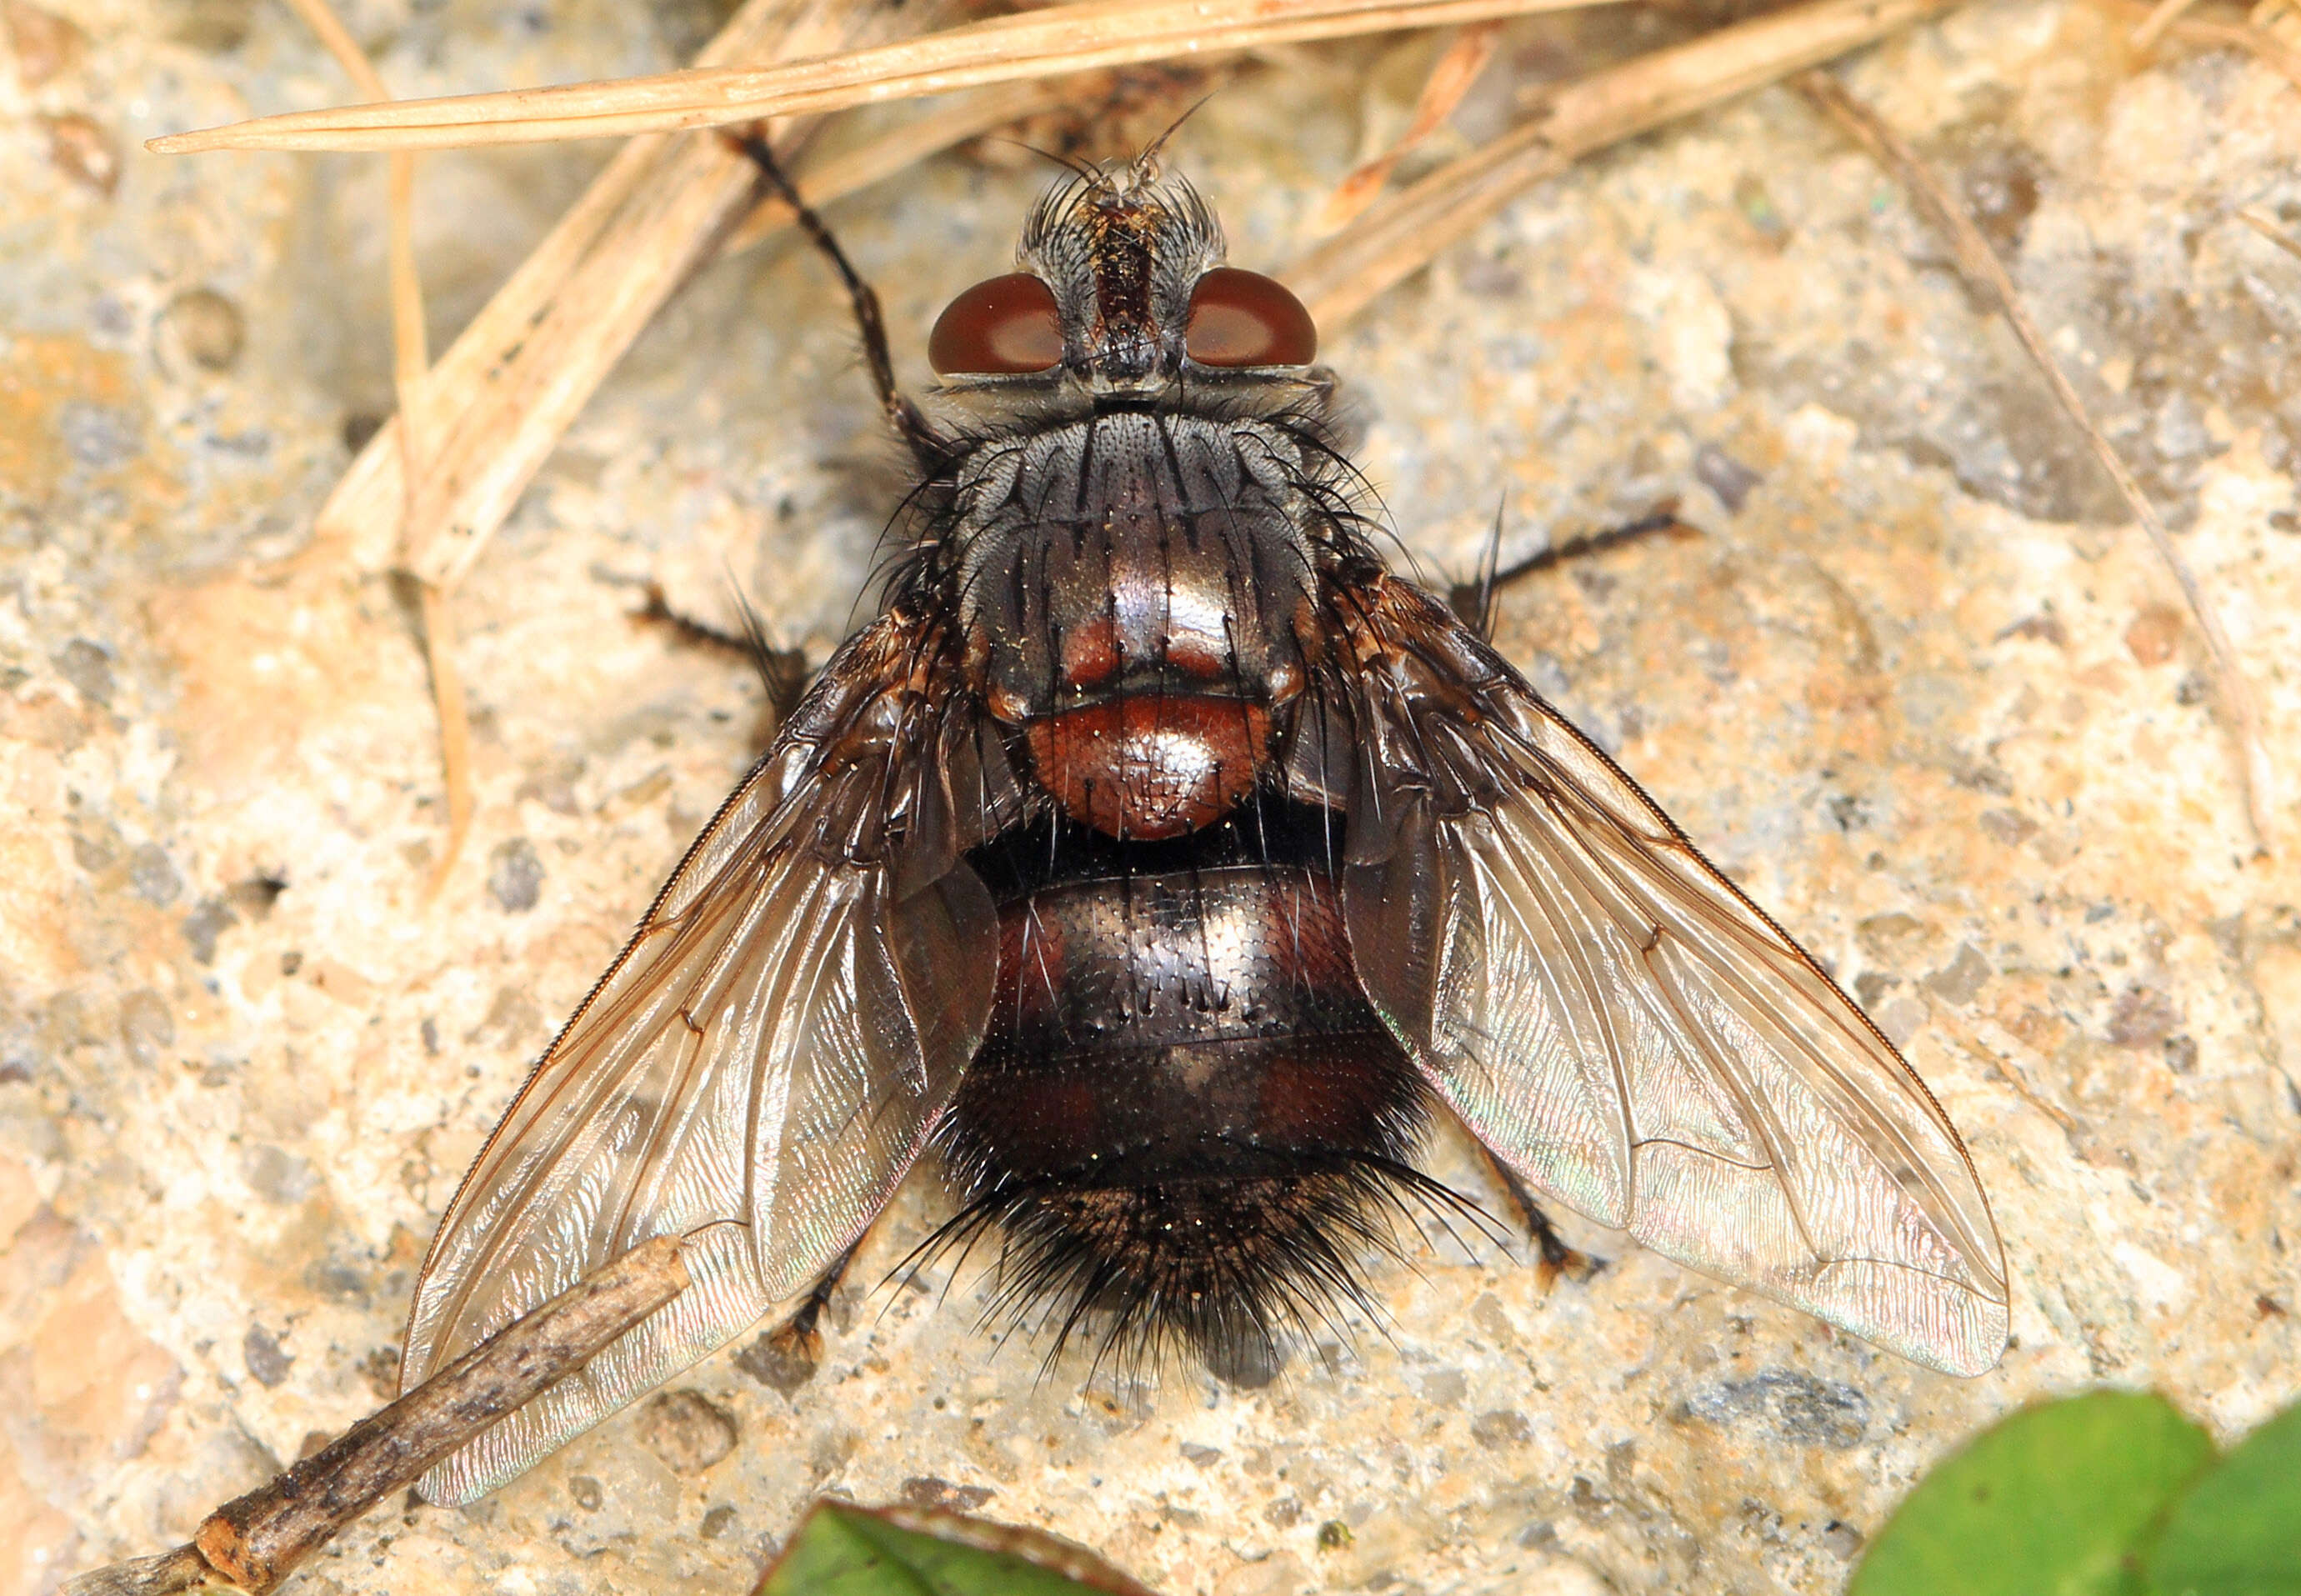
[956,862,1413,1183]
[938,414,1436,1374]
[940,808,1431,1376]
[1023,693,1275,840]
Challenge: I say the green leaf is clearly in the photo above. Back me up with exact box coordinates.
[757,1499,1156,1596]
[1850,1390,2216,1596]
[2147,1400,2301,1596]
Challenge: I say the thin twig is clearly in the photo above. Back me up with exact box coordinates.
[2129,0,2207,47]
[1313,22,1502,233]
[275,0,480,885]
[418,583,475,892]
[1287,0,1958,328]
[146,0,1620,154]
[2098,0,2301,91]
[1796,71,2275,854]
[2158,9,2301,88]
[2238,205,2301,261]
[267,0,433,443]
[63,1238,692,1596]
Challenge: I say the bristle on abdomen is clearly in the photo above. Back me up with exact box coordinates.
[930,1142,1478,1383]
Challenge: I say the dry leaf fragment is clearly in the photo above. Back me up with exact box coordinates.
[1314,22,1502,233]
[44,113,118,194]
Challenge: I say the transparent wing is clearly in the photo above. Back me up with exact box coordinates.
[1333,576,2008,1375]
[402,613,1008,1503]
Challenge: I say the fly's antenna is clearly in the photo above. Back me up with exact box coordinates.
[1137,92,1218,178]
[726,129,944,468]
[1000,137,1101,183]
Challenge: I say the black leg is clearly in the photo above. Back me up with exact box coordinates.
[773,1242,858,1360]
[727,131,943,468]
[1487,1157,1605,1290]
[735,1243,860,1394]
[633,581,810,723]
[1448,498,1698,638]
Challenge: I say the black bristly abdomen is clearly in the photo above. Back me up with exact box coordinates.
[938,806,1433,1378]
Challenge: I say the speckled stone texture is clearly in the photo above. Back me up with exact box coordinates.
[6,1,2300,1592]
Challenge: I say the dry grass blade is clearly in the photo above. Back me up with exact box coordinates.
[1287,0,1955,329]
[723,75,1083,257]
[319,84,1017,583]
[148,0,1619,154]
[320,0,915,593]
[2169,11,2301,86]
[267,0,433,453]
[1797,72,2276,854]
[2098,0,2301,89]
[2130,0,2207,46]
[271,0,479,881]
[2238,205,2301,259]
[1313,23,1502,233]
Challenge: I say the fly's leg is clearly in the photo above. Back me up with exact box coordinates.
[776,1242,858,1358]
[632,581,810,723]
[727,132,943,468]
[737,1243,859,1392]
[1450,498,1698,638]
[1486,1156,1605,1291]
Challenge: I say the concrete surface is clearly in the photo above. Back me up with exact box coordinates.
[4,0,2299,1591]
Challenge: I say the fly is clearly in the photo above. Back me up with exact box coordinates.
[397,142,2010,1505]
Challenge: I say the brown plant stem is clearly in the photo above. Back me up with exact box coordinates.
[62,1238,693,1596]
[1285,0,1958,329]
[146,0,1618,154]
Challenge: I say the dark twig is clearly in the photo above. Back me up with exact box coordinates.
[64,1236,692,1596]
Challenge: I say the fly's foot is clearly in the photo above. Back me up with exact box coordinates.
[1492,1160,1608,1291]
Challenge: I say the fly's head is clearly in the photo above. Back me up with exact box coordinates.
[926,154,1327,420]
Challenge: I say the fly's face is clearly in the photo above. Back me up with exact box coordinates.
[398,156,2013,1508]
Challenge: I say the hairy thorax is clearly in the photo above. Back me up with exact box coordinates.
[950,409,1323,840]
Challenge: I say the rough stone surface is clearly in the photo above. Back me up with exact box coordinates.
[7,1,2301,1593]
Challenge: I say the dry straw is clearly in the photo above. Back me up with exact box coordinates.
[149,0,1619,153]
[1312,22,1505,234]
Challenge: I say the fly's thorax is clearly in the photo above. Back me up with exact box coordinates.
[943,410,1324,839]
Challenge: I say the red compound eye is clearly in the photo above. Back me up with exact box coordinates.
[1183,268,1318,368]
[928,273,1063,375]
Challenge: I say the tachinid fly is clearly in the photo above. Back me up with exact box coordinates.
[400,152,2010,1503]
